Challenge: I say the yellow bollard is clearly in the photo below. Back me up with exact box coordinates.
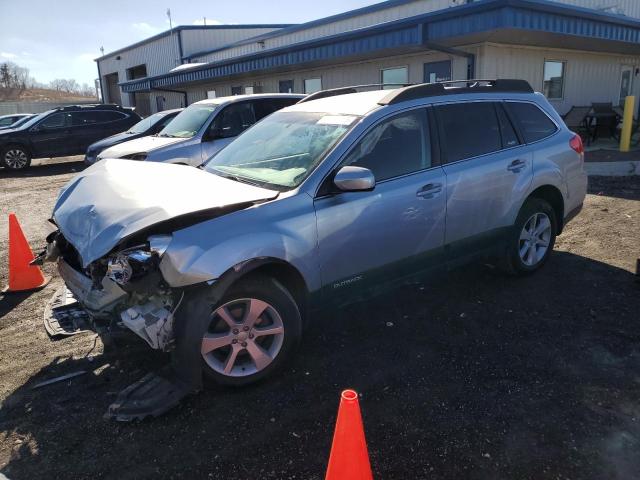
[619,95,635,152]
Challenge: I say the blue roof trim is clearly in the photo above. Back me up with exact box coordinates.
[95,24,296,61]
[120,0,640,93]
[183,0,433,60]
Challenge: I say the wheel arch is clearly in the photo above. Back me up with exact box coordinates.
[211,257,311,323]
[526,185,565,233]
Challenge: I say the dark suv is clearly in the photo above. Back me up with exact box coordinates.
[0,104,141,170]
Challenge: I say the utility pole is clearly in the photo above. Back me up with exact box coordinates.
[167,8,179,66]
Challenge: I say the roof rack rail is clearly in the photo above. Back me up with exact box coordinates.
[56,103,123,111]
[378,79,533,105]
[297,83,413,104]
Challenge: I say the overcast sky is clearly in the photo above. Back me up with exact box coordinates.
[0,0,376,86]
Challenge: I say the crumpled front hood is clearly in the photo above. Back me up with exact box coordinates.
[53,159,278,267]
[97,135,184,159]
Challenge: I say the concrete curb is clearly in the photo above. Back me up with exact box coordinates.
[585,161,640,176]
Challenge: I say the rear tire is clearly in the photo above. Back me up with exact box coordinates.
[500,198,557,275]
[195,275,302,387]
[1,145,31,170]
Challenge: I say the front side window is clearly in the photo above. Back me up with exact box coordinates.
[436,102,501,163]
[381,67,408,89]
[210,102,256,138]
[0,117,14,126]
[506,102,558,143]
[39,112,71,129]
[343,109,430,181]
[543,60,565,100]
[159,104,217,138]
[253,98,299,121]
[204,111,358,189]
[304,78,322,94]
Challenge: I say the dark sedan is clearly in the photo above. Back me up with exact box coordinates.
[84,108,182,165]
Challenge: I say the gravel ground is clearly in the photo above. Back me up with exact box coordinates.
[0,158,639,480]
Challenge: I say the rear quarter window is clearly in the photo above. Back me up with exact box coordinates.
[506,102,558,143]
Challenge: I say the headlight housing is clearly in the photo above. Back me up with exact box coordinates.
[105,235,171,286]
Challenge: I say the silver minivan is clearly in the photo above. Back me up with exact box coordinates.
[42,80,587,417]
[97,93,304,166]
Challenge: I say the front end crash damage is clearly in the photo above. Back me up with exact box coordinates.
[38,160,280,420]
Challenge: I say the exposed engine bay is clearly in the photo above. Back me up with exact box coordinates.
[37,230,180,352]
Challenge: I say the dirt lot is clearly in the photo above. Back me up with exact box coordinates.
[0,158,639,479]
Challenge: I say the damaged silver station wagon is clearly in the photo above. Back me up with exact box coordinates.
[38,80,587,419]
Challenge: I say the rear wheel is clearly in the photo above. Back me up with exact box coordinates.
[197,275,302,386]
[501,198,557,275]
[2,145,31,170]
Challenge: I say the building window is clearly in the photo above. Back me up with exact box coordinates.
[543,61,565,100]
[381,67,408,89]
[279,79,294,93]
[231,86,243,96]
[304,78,322,94]
[245,86,254,95]
[207,90,216,99]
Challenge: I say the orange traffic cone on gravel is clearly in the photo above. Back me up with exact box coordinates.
[325,389,373,480]
[2,213,49,293]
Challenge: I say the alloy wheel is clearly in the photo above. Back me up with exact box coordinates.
[201,298,285,377]
[4,149,28,169]
[519,212,552,267]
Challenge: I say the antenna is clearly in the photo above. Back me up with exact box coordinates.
[166,8,173,30]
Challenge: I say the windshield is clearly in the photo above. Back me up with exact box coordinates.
[128,111,169,134]
[158,104,217,138]
[204,111,359,190]
[17,110,54,129]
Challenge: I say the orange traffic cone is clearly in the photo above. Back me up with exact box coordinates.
[325,390,373,480]
[2,213,49,293]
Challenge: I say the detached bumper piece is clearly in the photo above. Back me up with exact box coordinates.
[105,365,195,422]
[44,286,92,337]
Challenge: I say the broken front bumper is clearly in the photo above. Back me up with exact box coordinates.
[58,259,127,316]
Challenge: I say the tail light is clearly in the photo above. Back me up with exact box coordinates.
[570,133,584,155]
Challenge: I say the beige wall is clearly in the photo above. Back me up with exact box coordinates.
[479,43,640,115]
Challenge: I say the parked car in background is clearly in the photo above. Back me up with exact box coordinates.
[42,79,586,393]
[0,113,35,130]
[0,104,141,170]
[96,94,304,166]
[84,108,182,165]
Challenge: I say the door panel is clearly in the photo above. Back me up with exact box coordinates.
[30,112,74,157]
[314,108,446,298]
[424,60,451,83]
[436,102,533,256]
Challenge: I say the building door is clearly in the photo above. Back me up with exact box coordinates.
[104,72,121,105]
[279,80,294,93]
[424,60,451,83]
[619,65,634,107]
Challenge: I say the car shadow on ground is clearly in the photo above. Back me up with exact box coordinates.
[1,251,639,479]
[0,160,86,179]
[588,175,640,201]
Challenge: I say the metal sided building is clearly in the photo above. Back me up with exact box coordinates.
[105,0,640,116]
[95,24,294,116]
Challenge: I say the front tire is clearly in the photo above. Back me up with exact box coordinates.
[501,198,557,275]
[2,145,31,170]
[196,275,302,386]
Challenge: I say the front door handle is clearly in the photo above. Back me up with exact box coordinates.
[416,182,442,199]
[507,159,526,173]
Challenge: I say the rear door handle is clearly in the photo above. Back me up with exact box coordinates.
[416,183,442,199]
[507,159,526,173]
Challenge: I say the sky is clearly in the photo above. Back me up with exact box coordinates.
[0,0,377,87]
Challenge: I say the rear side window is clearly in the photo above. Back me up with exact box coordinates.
[506,102,558,143]
[343,109,430,181]
[496,104,520,148]
[72,110,125,126]
[436,102,501,163]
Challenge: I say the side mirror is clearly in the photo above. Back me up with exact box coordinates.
[333,166,375,192]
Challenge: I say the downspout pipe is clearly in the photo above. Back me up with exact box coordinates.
[421,23,476,79]
[95,60,105,103]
